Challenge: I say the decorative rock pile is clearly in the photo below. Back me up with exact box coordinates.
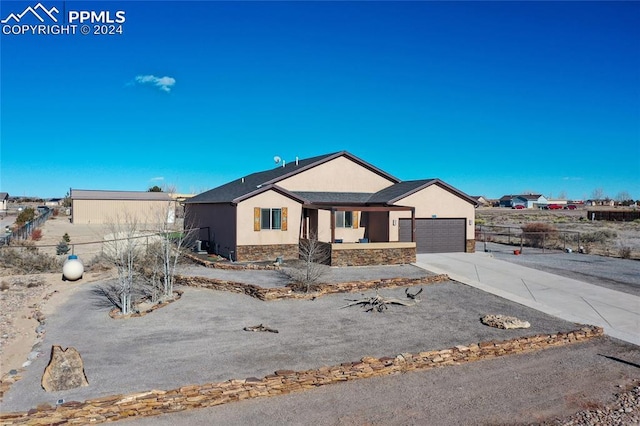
[544,382,639,426]
[481,314,531,329]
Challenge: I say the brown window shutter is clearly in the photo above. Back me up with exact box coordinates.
[281,207,288,231]
[254,207,261,231]
[353,211,358,229]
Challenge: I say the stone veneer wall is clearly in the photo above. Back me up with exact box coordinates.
[330,247,416,267]
[0,326,604,425]
[176,274,449,301]
[466,239,475,253]
[235,244,299,262]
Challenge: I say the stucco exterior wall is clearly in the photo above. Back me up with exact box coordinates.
[72,200,174,225]
[277,157,395,192]
[236,190,302,246]
[388,184,475,241]
[185,203,236,257]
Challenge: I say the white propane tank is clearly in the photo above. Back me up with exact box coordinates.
[63,255,84,281]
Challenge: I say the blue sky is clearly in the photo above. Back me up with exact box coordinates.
[1,1,638,200]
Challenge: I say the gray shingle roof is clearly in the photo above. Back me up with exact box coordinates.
[368,179,477,206]
[0,192,8,200]
[367,180,437,204]
[293,192,374,204]
[186,151,399,204]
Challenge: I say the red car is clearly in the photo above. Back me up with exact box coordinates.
[513,205,525,209]
[548,204,563,210]
[564,204,577,210]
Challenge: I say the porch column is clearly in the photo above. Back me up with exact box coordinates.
[411,207,416,242]
[330,208,336,243]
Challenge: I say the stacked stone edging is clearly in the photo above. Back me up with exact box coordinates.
[108,291,183,319]
[176,274,449,301]
[0,326,604,425]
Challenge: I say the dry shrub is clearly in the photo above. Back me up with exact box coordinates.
[31,228,43,241]
[521,222,557,248]
[0,243,60,274]
[83,253,114,272]
[0,280,9,291]
[619,246,632,259]
[581,229,617,244]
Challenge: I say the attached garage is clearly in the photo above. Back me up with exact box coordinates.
[399,218,467,253]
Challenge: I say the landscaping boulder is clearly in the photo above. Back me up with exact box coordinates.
[481,314,530,330]
[41,345,89,392]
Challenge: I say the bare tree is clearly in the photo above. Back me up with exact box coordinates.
[591,188,605,201]
[615,191,631,203]
[102,214,143,315]
[146,197,195,300]
[284,234,330,292]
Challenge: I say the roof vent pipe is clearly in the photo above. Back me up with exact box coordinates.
[241,177,244,183]
[282,160,286,168]
[295,156,299,166]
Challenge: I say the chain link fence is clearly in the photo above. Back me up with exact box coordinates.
[0,208,53,246]
[476,225,583,255]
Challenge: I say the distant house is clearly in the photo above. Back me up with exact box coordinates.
[499,195,517,208]
[70,189,174,224]
[471,196,491,207]
[0,192,8,212]
[585,199,615,207]
[45,198,63,207]
[500,194,548,208]
[185,151,477,265]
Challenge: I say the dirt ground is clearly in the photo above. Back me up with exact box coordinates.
[476,206,640,259]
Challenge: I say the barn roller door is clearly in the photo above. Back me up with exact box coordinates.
[399,218,466,253]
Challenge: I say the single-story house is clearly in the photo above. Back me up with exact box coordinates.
[185,151,477,266]
[0,192,8,212]
[471,196,491,207]
[585,199,615,207]
[70,189,175,225]
[500,194,548,208]
[45,198,63,207]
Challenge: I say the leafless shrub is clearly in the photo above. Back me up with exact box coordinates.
[619,246,632,259]
[521,222,557,248]
[581,229,617,244]
[283,236,330,293]
[0,281,9,291]
[0,244,60,274]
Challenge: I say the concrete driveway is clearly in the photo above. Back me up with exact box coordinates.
[416,251,640,346]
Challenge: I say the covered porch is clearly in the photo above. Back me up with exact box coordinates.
[300,205,417,266]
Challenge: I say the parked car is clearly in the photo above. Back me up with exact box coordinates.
[548,204,563,210]
[564,204,577,210]
[513,205,525,209]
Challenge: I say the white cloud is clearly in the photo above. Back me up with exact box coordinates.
[134,74,176,92]
[149,176,165,182]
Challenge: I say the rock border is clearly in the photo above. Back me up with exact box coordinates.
[176,274,449,301]
[0,326,604,425]
[108,291,184,319]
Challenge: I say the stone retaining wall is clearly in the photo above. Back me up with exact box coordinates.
[0,326,604,425]
[330,246,416,267]
[176,274,449,301]
[235,244,299,262]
